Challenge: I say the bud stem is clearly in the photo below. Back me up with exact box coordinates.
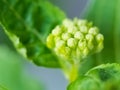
[58,57,79,82]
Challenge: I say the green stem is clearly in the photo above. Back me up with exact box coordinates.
[69,63,79,82]
[58,57,79,82]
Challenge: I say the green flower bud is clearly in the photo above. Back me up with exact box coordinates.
[55,40,66,48]
[54,37,61,43]
[46,34,55,49]
[68,26,77,34]
[89,27,99,35]
[76,48,82,58]
[46,18,104,62]
[61,46,71,58]
[86,34,94,41]
[63,19,74,28]
[87,41,94,50]
[74,31,84,40]
[55,46,71,59]
[96,34,104,42]
[67,38,77,48]
[78,40,87,50]
[76,19,88,26]
[52,25,61,36]
[83,47,89,57]
[62,33,72,41]
[80,26,88,34]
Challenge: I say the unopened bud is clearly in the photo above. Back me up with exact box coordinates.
[46,18,104,62]
[67,38,77,48]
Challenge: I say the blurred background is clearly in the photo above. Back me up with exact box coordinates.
[0,0,89,90]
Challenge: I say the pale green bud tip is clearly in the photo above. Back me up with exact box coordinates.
[55,40,65,48]
[76,19,88,26]
[96,34,104,42]
[89,27,99,35]
[80,26,88,34]
[68,26,77,34]
[52,26,61,36]
[86,34,94,41]
[62,33,71,41]
[67,38,77,48]
[46,34,55,48]
[74,31,84,40]
[46,18,104,62]
[63,19,73,28]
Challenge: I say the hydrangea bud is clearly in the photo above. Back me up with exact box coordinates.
[74,31,84,40]
[67,38,77,48]
[46,18,104,62]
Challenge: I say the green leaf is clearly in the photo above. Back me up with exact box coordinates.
[0,0,66,67]
[86,63,120,82]
[82,0,120,63]
[67,76,100,90]
[0,45,45,90]
[0,85,8,90]
[68,63,120,90]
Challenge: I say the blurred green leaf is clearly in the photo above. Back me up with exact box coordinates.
[83,0,120,63]
[0,45,45,90]
[68,63,120,90]
[0,85,8,90]
[67,76,100,90]
[79,0,120,74]
[0,0,66,67]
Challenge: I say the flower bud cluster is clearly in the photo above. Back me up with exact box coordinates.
[46,18,104,62]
